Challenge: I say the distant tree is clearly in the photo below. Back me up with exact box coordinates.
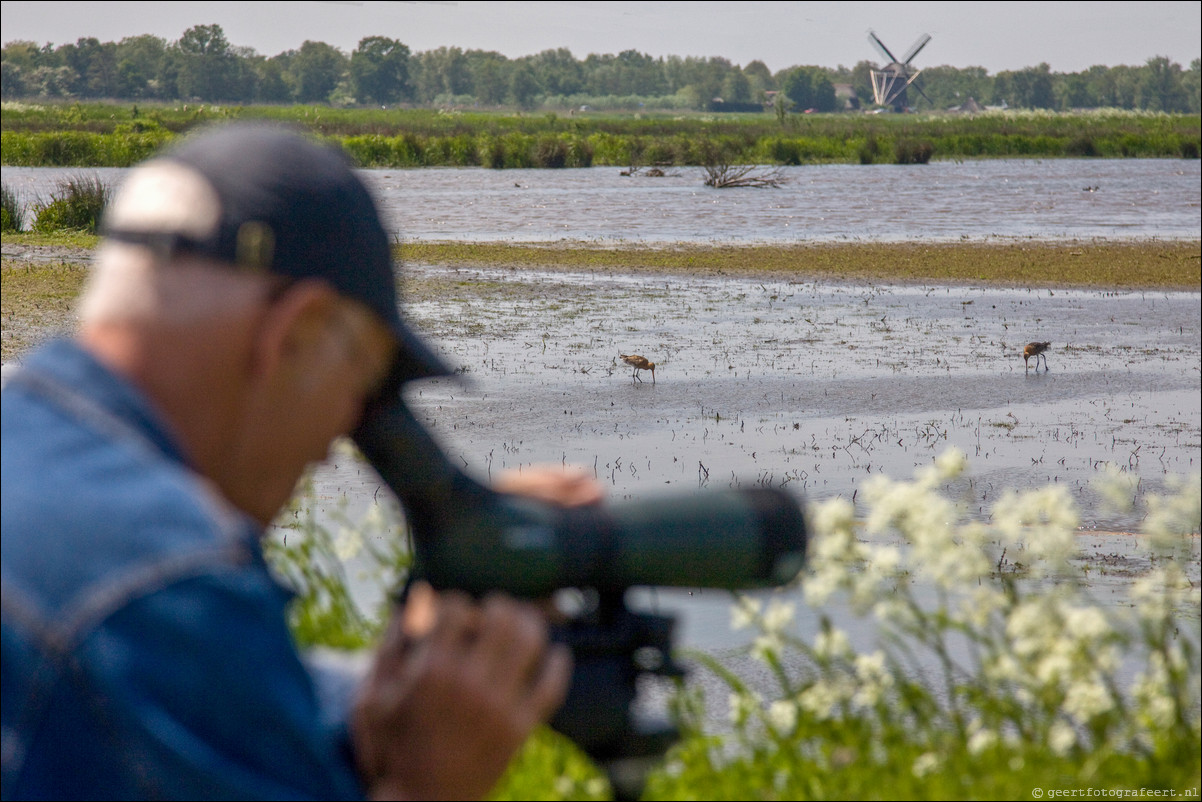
[0,60,28,98]
[509,60,539,109]
[28,65,76,98]
[810,71,837,112]
[781,66,835,111]
[254,54,293,103]
[742,59,774,97]
[1057,71,1094,110]
[613,49,667,96]
[664,55,729,105]
[114,35,167,99]
[720,69,751,103]
[226,45,260,103]
[413,46,471,102]
[469,51,509,106]
[292,40,346,103]
[1109,65,1142,109]
[999,63,1055,109]
[175,24,238,100]
[1,40,43,70]
[61,37,117,98]
[1185,58,1202,113]
[350,36,410,105]
[531,48,583,96]
[1139,56,1189,112]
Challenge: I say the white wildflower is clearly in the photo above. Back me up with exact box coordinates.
[360,500,389,535]
[798,678,852,720]
[751,632,783,664]
[1034,649,1074,686]
[812,496,857,538]
[1143,473,1201,557]
[1132,655,1177,731]
[911,752,939,778]
[933,447,968,480]
[852,651,894,707]
[991,486,1080,573]
[958,585,1007,630]
[802,565,843,606]
[762,599,796,634]
[813,626,853,661]
[767,699,799,735]
[731,595,763,631]
[967,728,999,756]
[334,526,364,561]
[1063,676,1115,721]
[728,691,762,728]
[1048,719,1078,756]
[1093,465,1139,515]
[1062,605,1111,643]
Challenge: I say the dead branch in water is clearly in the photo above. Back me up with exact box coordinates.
[702,162,787,188]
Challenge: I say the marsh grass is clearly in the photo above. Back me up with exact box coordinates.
[31,173,111,234]
[398,240,1202,291]
[1,183,25,232]
[3,104,1198,167]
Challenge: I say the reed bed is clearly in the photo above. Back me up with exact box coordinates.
[3,103,1198,167]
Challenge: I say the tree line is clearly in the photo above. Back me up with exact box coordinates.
[2,24,1199,113]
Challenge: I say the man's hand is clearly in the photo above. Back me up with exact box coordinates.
[352,465,600,800]
[490,465,604,508]
[353,581,572,800]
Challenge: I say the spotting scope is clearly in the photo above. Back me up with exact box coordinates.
[353,392,807,796]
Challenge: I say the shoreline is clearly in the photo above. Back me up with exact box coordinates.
[396,238,1202,291]
[4,236,1200,290]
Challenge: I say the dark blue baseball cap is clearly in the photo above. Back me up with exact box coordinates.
[102,122,448,384]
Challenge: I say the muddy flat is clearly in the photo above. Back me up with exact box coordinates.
[395,262,1200,533]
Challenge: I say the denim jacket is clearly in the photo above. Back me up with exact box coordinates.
[2,341,365,800]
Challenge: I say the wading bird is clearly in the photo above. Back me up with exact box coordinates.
[620,354,655,383]
[1023,341,1051,372]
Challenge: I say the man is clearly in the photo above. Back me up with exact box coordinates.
[1,123,599,799]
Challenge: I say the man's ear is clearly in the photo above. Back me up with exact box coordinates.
[251,280,341,389]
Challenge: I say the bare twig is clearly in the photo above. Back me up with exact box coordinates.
[702,162,787,189]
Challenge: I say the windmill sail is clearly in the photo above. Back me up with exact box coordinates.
[867,31,932,111]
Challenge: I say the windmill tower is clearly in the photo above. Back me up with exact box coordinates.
[867,30,933,112]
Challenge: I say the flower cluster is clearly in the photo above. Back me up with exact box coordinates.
[720,449,1200,783]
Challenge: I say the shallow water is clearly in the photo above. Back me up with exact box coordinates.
[4,158,1200,242]
[392,266,1200,530]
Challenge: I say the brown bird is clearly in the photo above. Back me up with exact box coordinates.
[619,353,655,383]
[1023,341,1051,372]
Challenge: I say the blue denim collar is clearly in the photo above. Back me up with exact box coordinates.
[13,339,192,471]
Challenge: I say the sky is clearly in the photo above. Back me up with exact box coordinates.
[1,1,1199,75]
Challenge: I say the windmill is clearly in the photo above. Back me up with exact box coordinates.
[867,30,932,112]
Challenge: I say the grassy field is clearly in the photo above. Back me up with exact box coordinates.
[399,239,1202,289]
